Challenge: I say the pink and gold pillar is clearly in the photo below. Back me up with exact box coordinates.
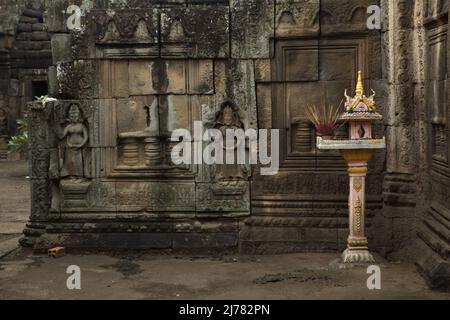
[340,149,375,263]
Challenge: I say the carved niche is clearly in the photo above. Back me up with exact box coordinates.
[195,99,251,215]
[271,38,368,171]
[211,100,248,182]
[49,101,93,209]
[96,48,216,178]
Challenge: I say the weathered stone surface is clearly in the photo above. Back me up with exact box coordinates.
[275,0,320,38]
[160,6,229,58]
[91,9,159,45]
[320,0,380,35]
[51,34,72,64]
[1,0,445,291]
[196,181,250,214]
[55,60,98,99]
[116,97,155,134]
[231,0,274,59]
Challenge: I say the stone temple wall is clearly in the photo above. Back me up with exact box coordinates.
[0,0,448,289]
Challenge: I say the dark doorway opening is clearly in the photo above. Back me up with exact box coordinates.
[31,81,48,99]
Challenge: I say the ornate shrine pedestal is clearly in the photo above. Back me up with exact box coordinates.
[317,138,386,263]
[341,149,375,263]
[317,71,386,263]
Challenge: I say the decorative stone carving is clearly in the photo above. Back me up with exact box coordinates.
[55,60,98,99]
[197,181,250,214]
[160,6,229,58]
[231,0,274,58]
[320,0,378,35]
[21,101,52,247]
[275,0,320,38]
[60,104,89,180]
[92,9,158,45]
[212,100,247,181]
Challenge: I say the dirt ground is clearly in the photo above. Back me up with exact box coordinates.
[0,161,449,300]
[0,161,29,236]
[1,249,449,300]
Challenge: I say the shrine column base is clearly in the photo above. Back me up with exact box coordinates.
[341,149,375,264]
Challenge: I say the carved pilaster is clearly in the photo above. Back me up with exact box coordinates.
[383,0,420,224]
[20,101,52,247]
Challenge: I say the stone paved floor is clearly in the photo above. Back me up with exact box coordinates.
[0,160,449,300]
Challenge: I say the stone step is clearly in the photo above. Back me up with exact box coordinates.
[424,215,450,243]
[416,239,450,290]
[431,202,450,221]
[418,226,450,259]
[0,236,20,258]
[429,208,450,231]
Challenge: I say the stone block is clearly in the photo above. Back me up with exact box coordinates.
[89,8,159,47]
[166,60,186,94]
[188,60,214,94]
[187,0,228,4]
[36,233,173,250]
[7,79,20,97]
[320,49,356,81]
[255,59,271,82]
[256,83,272,129]
[99,60,129,98]
[60,180,91,209]
[416,240,450,291]
[17,23,33,32]
[214,59,226,93]
[116,96,156,134]
[19,16,40,24]
[273,40,319,81]
[115,182,150,211]
[149,182,196,211]
[98,99,117,147]
[32,23,46,31]
[94,0,186,9]
[196,181,250,214]
[160,6,229,58]
[84,180,117,209]
[222,60,258,130]
[44,0,72,32]
[231,0,274,59]
[275,0,320,38]
[240,226,304,242]
[51,33,72,64]
[23,9,43,19]
[128,60,154,96]
[30,31,50,41]
[48,66,58,97]
[115,181,196,212]
[172,233,238,249]
[163,95,189,132]
[56,60,99,99]
[320,0,378,35]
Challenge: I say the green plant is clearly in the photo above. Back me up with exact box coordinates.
[8,116,28,157]
[304,102,343,137]
[34,95,48,103]
[8,96,50,158]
